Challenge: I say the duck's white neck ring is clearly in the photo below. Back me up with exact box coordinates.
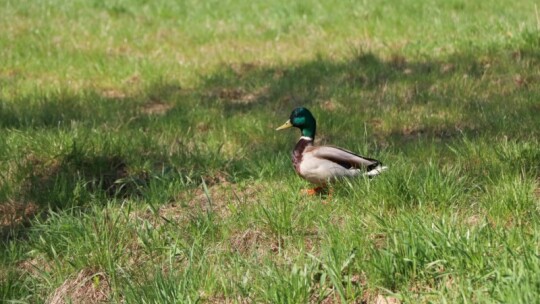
[299,136,313,141]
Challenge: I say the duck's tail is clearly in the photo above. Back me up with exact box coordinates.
[364,164,388,177]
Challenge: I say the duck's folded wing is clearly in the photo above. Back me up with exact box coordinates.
[311,146,381,170]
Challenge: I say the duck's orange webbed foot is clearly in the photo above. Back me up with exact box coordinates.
[307,187,323,195]
[302,186,326,196]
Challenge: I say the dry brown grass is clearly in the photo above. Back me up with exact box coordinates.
[210,86,269,105]
[228,228,278,257]
[47,268,111,304]
[202,294,252,304]
[141,101,174,115]
[100,89,127,99]
[320,99,344,112]
[373,295,401,304]
[17,255,52,277]
[172,182,264,220]
[0,201,39,230]
[129,182,265,231]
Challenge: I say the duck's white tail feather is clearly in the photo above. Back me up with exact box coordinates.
[364,165,388,177]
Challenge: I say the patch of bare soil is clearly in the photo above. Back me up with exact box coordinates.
[230,62,260,75]
[373,295,401,304]
[20,154,61,187]
[397,123,473,141]
[354,290,402,304]
[229,228,278,257]
[0,201,39,231]
[141,182,264,227]
[140,101,173,115]
[18,255,51,274]
[47,268,110,304]
[464,214,483,226]
[320,99,343,112]
[369,233,387,250]
[177,182,262,218]
[202,294,252,304]
[319,293,340,304]
[441,63,454,74]
[389,54,407,70]
[100,89,126,99]
[211,86,269,104]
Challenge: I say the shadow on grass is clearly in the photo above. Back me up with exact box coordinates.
[0,81,189,129]
[1,149,144,243]
[200,42,539,143]
[0,81,200,242]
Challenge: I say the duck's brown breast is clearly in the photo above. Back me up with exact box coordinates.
[292,138,313,174]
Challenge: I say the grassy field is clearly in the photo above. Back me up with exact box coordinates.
[1,0,539,303]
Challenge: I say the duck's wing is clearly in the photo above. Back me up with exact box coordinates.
[310,146,382,171]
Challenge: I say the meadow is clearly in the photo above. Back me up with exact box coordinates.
[1,0,539,303]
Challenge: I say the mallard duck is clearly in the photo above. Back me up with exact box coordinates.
[276,107,387,194]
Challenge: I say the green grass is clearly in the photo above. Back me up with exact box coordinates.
[1,0,540,303]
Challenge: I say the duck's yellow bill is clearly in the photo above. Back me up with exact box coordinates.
[276,120,293,130]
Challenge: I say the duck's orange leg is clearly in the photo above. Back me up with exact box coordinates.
[302,186,326,196]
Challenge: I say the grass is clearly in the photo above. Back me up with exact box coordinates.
[1,0,539,302]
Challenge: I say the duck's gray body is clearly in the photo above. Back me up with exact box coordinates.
[292,136,387,185]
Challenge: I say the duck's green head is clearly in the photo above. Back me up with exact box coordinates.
[276,107,316,138]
